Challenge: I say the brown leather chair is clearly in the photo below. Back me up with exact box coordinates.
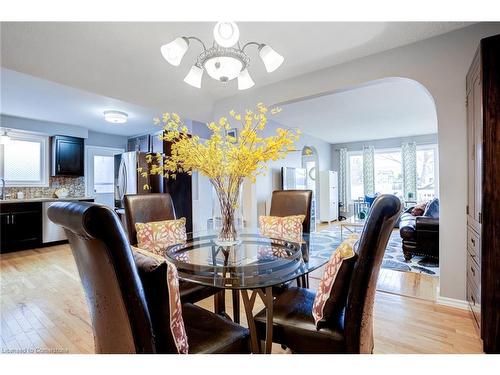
[123,193,219,306]
[270,190,313,233]
[270,189,313,288]
[253,194,402,353]
[48,201,250,354]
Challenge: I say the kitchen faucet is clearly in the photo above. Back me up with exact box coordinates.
[0,178,5,200]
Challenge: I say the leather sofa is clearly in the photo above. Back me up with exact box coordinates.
[399,198,439,261]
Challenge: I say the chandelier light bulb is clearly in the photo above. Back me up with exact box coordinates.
[237,69,255,90]
[213,22,240,47]
[184,65,204,88]
[160,37,189,66]
[259,45,284,73]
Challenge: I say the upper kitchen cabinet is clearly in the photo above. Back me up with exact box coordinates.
[51,135,84,176]
[127,134,150,152]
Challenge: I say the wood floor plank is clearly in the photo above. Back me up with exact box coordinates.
[0,244,482,354]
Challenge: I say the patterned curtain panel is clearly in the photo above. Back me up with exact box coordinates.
[402,142,417,200]
[363,146,375,196]
[338,148,347,212]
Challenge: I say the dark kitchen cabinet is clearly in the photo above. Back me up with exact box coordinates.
[51,135,84,176]
[127,134,150,152]
[0,202,42,252]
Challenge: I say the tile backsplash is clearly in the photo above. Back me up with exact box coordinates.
[4,176,86,199]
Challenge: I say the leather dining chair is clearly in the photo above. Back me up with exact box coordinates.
[253,194,402,353]
[270,189,313,288]
[123,194,222,311]
[269,190,313,234]
[48,201,250,354]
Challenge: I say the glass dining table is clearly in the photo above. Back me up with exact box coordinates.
[161,228,343,353]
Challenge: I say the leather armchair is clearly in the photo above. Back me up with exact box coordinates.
[399,209,439,261]
[48,201,250,354]
[253,194,402,353]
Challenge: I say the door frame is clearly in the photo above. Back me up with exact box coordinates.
[84,145,124,198]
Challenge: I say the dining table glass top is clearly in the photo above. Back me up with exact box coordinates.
[162,228,343,290]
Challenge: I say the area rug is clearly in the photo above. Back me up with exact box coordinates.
[318,226,440,277]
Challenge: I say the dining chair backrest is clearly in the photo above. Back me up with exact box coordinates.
[124,193,177,246]
[47,201,156,353]
[343,194,402,353]
[269,190,313,233]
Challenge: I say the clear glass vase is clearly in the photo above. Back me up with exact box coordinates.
[211,180,243,246]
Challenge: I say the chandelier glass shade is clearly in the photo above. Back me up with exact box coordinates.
[160,22,284,90]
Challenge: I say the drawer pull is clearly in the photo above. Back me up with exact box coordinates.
[471,237,475,246]
[471,267,475,276]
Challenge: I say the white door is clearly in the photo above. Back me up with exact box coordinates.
[86,146,124,208]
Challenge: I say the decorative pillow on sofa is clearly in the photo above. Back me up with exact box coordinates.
[411,201,427,216]
[133,247,189,354]
[423,198,440,219]
[135,218,187,256]
[259,215,306,243]
[312,234,358,329]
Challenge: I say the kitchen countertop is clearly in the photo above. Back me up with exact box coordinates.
[0,197,95,204]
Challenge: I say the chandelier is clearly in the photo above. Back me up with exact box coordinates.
[160,22,284,90]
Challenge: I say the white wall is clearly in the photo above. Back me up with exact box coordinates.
[212,23,500,301]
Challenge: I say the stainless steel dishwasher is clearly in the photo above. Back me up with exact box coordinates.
[42,201,67,243]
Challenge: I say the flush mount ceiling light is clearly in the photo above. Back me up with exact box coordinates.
[160,21,284,90]
[104,110,128,124]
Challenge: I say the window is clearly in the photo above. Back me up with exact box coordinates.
[2,132,49,187]
[347,152,363,201]
[417,145,438,201]
[374,149,403,198]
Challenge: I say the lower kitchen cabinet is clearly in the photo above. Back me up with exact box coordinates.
[0,202,43,252]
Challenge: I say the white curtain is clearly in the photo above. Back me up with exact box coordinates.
[402,142,417,200]
[363,146,375,196]
[338,148,347,212]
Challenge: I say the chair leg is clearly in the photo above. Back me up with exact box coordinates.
[232,290,240,324]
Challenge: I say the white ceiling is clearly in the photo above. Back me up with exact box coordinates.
[1,68,160,136]
[274,78,438,144]
[1,22,472,124]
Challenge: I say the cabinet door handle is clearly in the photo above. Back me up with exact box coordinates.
[10,214,15,225]
[6,215,10,225]
[58,164,61,172]
[470,237,475,246]
[471,293,475,305]
[471,267,475,277]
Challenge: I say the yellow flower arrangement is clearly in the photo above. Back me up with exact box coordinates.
[143,103,300,243]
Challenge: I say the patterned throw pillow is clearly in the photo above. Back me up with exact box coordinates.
[411,201,427,216]
[312,234,358,328]
[132,246,189,354]
[259,215,306,243]
[135,218,187,256]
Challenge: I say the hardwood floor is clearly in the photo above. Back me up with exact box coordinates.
[0,244,482,354]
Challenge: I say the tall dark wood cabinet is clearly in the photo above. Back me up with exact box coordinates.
[466,34,500,353]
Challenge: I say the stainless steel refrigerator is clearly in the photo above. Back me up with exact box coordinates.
[114,150,193,233]
[114,151,151,209]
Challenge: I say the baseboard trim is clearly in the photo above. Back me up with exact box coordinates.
[436,296,470,310]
